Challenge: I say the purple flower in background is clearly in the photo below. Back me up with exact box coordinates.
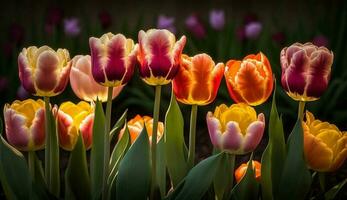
[64,18,81,37]
[272,31,286,45]
[243,13,258,25]
[98,10,112,30]
[2,42,13,58]
[245,22,262,40]
[209,9,225,30]
[157,15,176,34]
[17,85,30,100]
[185,14,206,39]
[9,23,25,44]
[313,35,329,47]
[0,77,9,92]
[236,26,246,41]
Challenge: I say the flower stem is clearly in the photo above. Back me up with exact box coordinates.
[298,101,306,121]
[28,151,35,181]
[319,172,326,192]
[150,85,161,200]
[187,105,198,169]
[44,97,51,188]
[229,153,236,188]
[102,86,113,200]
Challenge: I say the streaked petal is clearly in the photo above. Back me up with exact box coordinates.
[243,113,265,153]
[206,112,223,148]
[35,50,60,93]
[222,121,243,153]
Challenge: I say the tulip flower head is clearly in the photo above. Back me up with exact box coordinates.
[206,103,265,154]
[89,33,138,87]
[209,9,225,31]
[18,46,72,97]
[55,101,94,151]
[225,52,273,106]
[137,29,186,86]
[234,160,261,183]
[4,99,46,151]
[303,111,347,172]
[281,43,334,101]
[173,53,224,105]
[118,115,164,145]
[70,55,124,102]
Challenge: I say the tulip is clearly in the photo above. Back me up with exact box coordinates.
[157,15,176,34]
[118,115,164,144]
[173,53,224,105]
[245,22,262,40]
[206,103,265,154]
[3,99,45,151]
[225,52,273,106]
[70,55,124,102]
[209,9,225,31]
[185,14,206,39]
[89,32,137,87]
[18,46,72,97]
[64,17,81,37]
[55,101,94,151]
[234,160,261,183]
[303,111,347,172]
[280,42,334,101]
[137,29,186,86]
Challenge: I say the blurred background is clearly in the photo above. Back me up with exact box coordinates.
[0,0,346,188]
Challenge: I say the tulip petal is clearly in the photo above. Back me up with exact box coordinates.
[18,53,36,94]
[206,112,223,148]
[243,114,265,153]
[35,50,60,93]
[53,61,72,95]
[222,121,243,152]
[330,135,347,171]
[57,110,74,150]
[29,108,46,150]
[89,37,106,84]
[79,114,94,150]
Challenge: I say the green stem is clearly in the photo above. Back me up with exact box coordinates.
[28,151,35,181]
[44,96,50,187]
[298,101,306,121]
[229,154,236,189]
[102,86,113,200]
[150,85,162,200]
[187,105,198,169]
[319,172,326,192]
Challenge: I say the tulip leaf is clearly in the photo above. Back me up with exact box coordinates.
[116,126,151,199]
[109,109,127,140]
[157,136,166,198]
[214,153,235,200]
[277,119,312,200]
[0,135,32,199]
[174,153,223,200]
[261,87,286,200]
[90,100,106,200]
[324,177,347,200]
[165,91,188,188]
[230,153,260,200]
[65,133,91,200]
[108,124,131,196]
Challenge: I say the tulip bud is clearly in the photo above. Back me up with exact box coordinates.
[118,115,164,145]
[173,53,224,105]
[4,99,46,151]
[225,52,273,106]
[137,29,186,86]
[234,160,261,183]
[55,101,94,151]
[70,55,124,102]
[206,103,265,154]
[280,42,334,101]
[18,46,72,97]
[89,33,137,87]
[303,111,347,172]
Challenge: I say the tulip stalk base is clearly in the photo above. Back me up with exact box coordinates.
[187,105,198,169]
[298,101,306,121]
[151,85,162,200]
[28,151,35,181]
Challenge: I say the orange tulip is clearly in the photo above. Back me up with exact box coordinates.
[118,115,164,144]
[225,52,273,106]
[234,160,261,183]
[303,111,347,172]
[172,53,224,105]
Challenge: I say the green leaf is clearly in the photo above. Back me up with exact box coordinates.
[277,120,312,200]
[0,135,32,200]
[261,87,286,200]
[109,109,127,140]
[90,100,106,200]
[230,153,260,200]
[165,91,188,188]
[214,153,235,200]
[325,178,347,200]
[108,124,131,196]
[174,153,223,200]
[156,136,166,198]
[65,133,91,200]
[116,126,151,199]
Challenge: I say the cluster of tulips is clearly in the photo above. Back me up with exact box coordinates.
[0,29,346,200]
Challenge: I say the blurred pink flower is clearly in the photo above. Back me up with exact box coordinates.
[236,26,246,41]
[46,6,63,26]
[312,35,329,47]
[98,10,112,30]
[9,23,25,44]
[245,22,262,40]
[157,15,176,34]
[185,14,206,39]
[209,9,225,31]
[64,18,81,37]
[272,32,286,45]
[0,77,9,92]
[243,13,258,25]
[2,42,14,58]
[17,85,30,100]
